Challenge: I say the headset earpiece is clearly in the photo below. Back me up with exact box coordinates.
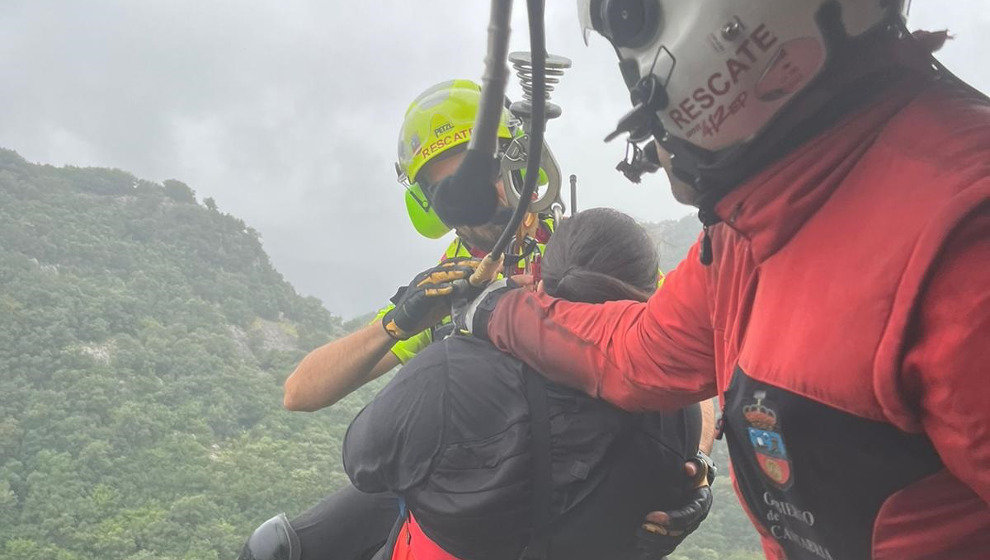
[593,0,659,49]
[404,182,452,239]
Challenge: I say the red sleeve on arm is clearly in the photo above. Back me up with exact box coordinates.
[902,209,990,503]
[487,243,718,412]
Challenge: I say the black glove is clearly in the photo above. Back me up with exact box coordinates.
[633,458,715,560]
[450,277,519,340]
[634,485,712,559]
[382,258,481,340]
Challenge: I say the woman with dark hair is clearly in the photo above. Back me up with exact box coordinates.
[343,208,710,560]
[539,207,660,304]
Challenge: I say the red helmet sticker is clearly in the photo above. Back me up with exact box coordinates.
[755,37,824,102]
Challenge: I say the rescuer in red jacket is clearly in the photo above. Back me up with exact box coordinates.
[443,1,990,558]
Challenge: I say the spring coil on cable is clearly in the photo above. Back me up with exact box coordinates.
[510,52,570,102]
[507,52,571,121]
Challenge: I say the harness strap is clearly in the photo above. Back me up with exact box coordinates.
[519,365,553,560]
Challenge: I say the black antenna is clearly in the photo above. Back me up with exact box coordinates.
[569,174,577,215]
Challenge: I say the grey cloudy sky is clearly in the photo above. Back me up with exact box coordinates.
[1,1,987,317]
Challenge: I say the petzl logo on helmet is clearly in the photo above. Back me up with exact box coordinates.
[431,115,454,138]
[745,390,792,489]
[434,122,453,136]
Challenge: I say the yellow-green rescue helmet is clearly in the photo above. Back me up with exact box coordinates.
[396,79,513,239]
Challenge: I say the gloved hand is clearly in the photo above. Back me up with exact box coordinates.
[381,258,482,340]
[450,276,519,340]
[633,459,714,559]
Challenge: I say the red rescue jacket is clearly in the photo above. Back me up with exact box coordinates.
[487,77,990,559]
[390,513,460,560]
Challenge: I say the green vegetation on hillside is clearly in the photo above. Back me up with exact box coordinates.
[0,148,761,559]
[0,149,380,560]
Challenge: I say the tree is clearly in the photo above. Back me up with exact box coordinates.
[162,179,195,203]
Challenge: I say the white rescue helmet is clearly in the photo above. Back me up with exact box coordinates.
[578,0,908,154]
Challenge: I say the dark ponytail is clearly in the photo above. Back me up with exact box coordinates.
[541,208,658,304]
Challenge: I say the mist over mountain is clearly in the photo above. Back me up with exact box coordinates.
[0,150,759,559]
[642,215,704,274]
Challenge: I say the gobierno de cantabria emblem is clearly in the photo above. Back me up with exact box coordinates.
[745,390,793,489]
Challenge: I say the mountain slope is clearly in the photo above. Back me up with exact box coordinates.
[642,213,703,273]
[0,149,376,560]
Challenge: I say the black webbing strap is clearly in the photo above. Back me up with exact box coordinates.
[519,364,553,560]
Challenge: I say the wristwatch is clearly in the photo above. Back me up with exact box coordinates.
[693,450,717,486]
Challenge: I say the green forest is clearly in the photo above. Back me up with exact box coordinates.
[0,148,761,559]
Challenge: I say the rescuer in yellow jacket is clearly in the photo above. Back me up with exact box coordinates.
[237,79,560,560]
[282,79,556,412]
[238,80,673,560]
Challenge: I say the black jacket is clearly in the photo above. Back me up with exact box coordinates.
[343,336,699,560]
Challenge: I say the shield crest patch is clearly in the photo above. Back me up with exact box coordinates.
[744,391,793,489]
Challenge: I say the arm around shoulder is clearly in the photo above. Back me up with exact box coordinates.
[487,242,718,412]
